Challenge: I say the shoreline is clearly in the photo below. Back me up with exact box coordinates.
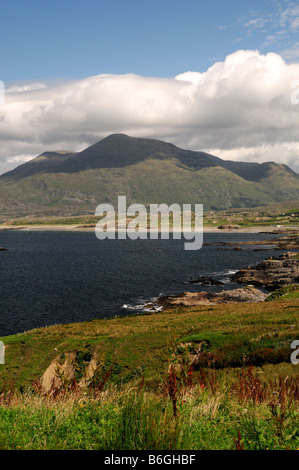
[0,224,297,233]
[0,227,298,335]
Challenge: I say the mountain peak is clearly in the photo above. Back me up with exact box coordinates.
[0,134,298,218]
[1,133,298,184]
[101,133,131,141]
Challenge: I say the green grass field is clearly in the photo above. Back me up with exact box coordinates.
[0,286,298,450]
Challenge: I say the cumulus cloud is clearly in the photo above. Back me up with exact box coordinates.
[0,49,299,175]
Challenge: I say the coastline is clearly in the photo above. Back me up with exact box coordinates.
[0,224,295,233]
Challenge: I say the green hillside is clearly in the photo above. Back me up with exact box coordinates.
[0,134,298,219]
[0,289,298,450]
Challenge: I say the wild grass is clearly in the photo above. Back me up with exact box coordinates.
[0,293,298,450]
[0,364,298,450]
[1,295,299,390]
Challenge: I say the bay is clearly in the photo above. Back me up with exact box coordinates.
[0,230,284,336]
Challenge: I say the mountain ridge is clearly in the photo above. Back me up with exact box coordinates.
[1,133,272,180]
[0,134,298,218]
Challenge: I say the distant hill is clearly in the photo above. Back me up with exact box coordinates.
[0,134,299,218]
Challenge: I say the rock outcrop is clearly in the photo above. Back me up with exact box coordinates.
[216,234,299,250]
[41,351,99,393]
[231,252,299,290]
[157,287,268,310]
[218,224,240,230]
[41,351,78,392]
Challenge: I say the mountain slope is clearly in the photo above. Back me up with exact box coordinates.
[0,134,257,179]
[0,134,298,218]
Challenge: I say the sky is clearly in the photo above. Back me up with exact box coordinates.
[0,0,299,175]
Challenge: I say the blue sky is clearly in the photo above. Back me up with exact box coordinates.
[1,0,299,83]
[0,0,299,176]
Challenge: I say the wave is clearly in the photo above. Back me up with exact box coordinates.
[122,298,163,313]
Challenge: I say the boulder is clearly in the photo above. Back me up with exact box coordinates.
[218,224,240,230]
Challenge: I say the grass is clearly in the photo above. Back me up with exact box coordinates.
[1,292,299,390]
[0,365,298,450]
[1,157,299,220]
[265,285,299,301]
[0,288,298,450]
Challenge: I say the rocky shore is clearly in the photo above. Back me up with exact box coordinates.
[213,232,299,251]
[156,287,268,309]
[155,248,299,310]
[231,252,299,290]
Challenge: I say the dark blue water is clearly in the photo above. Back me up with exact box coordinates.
[0,230,286,336]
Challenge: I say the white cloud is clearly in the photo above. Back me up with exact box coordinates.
[0,49,299,175]
[244,18,266,29]
[263,29,288,47]
[280,3,299,28]
[242,2,299,56]
[280,41,299,60]
[6,83,48,93]
[7,155,36,164]
[243,2,299,32]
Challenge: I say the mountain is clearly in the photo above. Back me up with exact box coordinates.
[0,134,299,218]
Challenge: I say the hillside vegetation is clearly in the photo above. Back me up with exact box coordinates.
[0,287,298,450]
[0,134,298,219]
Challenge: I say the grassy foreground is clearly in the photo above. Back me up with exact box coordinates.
[0,288,298,450]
